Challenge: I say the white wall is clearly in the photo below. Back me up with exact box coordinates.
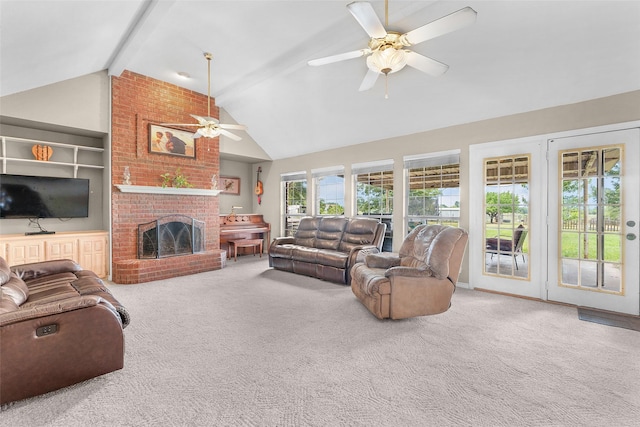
[253,90,640,283]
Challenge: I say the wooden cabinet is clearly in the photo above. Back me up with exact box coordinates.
[78,234,108,278]
[5,239,45,265]
[1,231,109,278]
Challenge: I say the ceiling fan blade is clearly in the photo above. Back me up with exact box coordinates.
[358,68,380,91]
[190,114,219,125]
[347,2,387,38]
[308,49,370,66]
[218,129,242,141]
[401,6,477,46]
[405,51,449,76]
[219,123,247,131]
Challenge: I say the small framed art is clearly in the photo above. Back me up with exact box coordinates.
[220,176,241,195]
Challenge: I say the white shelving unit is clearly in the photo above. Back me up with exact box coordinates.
[1,135,104,177]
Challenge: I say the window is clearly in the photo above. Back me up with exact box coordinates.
[405,151,460,231]
[483,155,530,279]
[353,160,394,251]
[281,172,307,237]
[312,166,345,215]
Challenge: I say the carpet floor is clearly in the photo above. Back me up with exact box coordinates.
[2,256,640,426]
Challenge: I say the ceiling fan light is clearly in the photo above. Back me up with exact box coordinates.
[194,126,221,139]
[367,48,407,75]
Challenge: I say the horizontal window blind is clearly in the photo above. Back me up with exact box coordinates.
[351,159,394,175]
[403,150,460,169]
[311,165,344,178]
[281,171,307,182]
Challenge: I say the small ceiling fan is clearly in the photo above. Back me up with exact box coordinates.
[162,52,247,141]
[308,1,477,96]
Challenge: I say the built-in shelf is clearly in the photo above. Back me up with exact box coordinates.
[1,135,105,176]
[115,184,221,196]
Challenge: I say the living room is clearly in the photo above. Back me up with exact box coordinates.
[1,1,640,425]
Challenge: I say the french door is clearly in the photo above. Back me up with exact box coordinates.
[468,138,545,299]
[469,125,639,315]
[547,129,640,315]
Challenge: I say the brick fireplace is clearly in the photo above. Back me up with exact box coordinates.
[111,71,224,284]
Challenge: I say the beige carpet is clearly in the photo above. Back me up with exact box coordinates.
[2,256,640,426]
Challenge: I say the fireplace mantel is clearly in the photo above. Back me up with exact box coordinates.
[115,185,221,196]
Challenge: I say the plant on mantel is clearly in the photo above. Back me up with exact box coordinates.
[160,168,194,188]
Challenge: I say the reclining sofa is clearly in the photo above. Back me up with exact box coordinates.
[269,216,386,284]
[0,256,129,405]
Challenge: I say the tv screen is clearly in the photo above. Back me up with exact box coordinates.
[0,174,90,219]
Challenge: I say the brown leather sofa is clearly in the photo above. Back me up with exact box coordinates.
[351,224,468,319]
[0,256,129,405]
[269,216,386,284]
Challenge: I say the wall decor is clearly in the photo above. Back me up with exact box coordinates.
[32,144,53,161]
[149,124,196,158]
[220,176,241,195]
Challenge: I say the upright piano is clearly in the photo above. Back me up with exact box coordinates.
[219,214,271,256]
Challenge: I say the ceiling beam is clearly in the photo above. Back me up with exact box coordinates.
[107,0,176,77]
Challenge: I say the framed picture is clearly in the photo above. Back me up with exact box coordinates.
[149,124,196,158]
[220,176,241,195]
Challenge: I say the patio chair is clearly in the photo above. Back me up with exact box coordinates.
[485,225,528,270]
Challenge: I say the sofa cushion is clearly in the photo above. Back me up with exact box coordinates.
[0,295,19,314]
[269,243,296,259]
[291,246,318,263]
[398,225,465,280]
[338,218,379,252]
[399,225,435,269]
[315,249,349,269]
[11,259,82,281]
[294,217,321,247]
[425,226,466,280]
[315,217,348,250]
[1,274,29,306]
[0,257,11,285]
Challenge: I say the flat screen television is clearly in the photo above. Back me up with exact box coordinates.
[0,174,90,219]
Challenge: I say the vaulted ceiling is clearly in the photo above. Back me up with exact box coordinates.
[1,1,639,160]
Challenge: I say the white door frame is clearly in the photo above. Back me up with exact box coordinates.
[468,121,640,312]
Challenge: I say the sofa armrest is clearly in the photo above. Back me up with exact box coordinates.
[365,253,401,269]
[349,245,381,265]
[384,266,434,279]
[10,259,82,281]
[271,236,295,247]
[0,295,121,328]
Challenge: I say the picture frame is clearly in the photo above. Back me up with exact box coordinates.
[220,176,241,195]
[149,124,196,158]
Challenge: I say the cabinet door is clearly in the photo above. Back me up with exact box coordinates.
[7,240,45,265]
[46,239,78,261]
[79,235,108,278]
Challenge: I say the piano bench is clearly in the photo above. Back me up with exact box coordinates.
[228,238,263,262]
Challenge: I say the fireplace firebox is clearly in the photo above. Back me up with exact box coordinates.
[138,215,205,259]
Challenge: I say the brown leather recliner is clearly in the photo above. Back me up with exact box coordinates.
[350,224,468,320]
[0,257,129,405]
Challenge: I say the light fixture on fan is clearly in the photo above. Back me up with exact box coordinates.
[162,52,247,141]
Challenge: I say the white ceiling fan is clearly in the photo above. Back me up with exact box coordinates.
[308,1,477,96]
[163,52,247,141]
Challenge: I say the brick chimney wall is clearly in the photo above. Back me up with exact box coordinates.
[111,70,223,284]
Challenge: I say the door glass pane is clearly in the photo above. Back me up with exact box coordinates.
[558,145,624,294]
[484,155,530,279]
[603,263,622,292]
